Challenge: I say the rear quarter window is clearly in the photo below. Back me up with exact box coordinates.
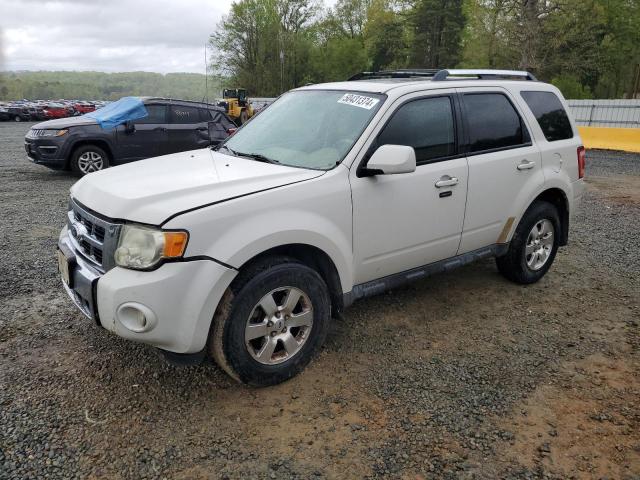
[520,91,574,142]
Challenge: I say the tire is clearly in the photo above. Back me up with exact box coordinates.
[239,109,248,125]
[496,200,561,284]
[210,256,331,386]
[70,145,109,176]
[14,115,21,122]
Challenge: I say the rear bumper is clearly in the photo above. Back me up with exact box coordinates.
[571,178,585,214]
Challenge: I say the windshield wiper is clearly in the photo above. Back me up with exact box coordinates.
[235,151,281,164]
[216,144,237,155]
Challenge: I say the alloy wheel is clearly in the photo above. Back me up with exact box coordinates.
[244,287,313,365]
[525,219,554,271]
[77,151,104,174]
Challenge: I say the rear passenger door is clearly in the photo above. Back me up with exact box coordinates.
[167,104,209,154]
[457,88,545,254]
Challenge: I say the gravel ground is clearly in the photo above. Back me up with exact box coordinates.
[0,121,638,480]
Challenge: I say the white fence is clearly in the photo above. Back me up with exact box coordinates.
[566,99,640,128]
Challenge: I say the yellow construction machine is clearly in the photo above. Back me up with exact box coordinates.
[219,88,254,125]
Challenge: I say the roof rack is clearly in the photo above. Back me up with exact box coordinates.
[348,69,440,81]
[432,69,537,81]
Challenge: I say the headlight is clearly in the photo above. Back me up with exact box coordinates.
[114,225,188,270]
[37,129,68,137]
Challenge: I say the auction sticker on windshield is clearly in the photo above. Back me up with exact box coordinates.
[338,93,380,110]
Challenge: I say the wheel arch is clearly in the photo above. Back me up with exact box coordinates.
[68,139,113,168]
[530,187,570,246]
[233,243,345,316]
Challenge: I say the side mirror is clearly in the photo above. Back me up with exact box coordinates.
[361,144,416,176]
[124,121,135,134]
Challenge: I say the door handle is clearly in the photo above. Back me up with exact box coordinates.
[435,176,459,188]
[153,127,167,132]
[196,126,208,131]
[517,160,535,170]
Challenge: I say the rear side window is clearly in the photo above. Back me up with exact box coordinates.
[170,105,199,124]
[463,93,530,153]
[377,96,456,163]
[136,104,166,124]
[520,91,574,141]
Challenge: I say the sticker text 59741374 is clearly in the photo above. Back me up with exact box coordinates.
[338,93,380,110]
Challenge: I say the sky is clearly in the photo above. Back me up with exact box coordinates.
[1,0,337,74]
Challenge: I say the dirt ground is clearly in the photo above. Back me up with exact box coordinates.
[0,121,638,480]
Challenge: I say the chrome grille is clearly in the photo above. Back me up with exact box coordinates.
[27,129,48,138]
[67,200,120,272]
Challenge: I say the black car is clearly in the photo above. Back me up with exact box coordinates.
[6,106,31,122]
[24,98,236,175]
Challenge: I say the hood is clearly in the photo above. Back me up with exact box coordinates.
[70,149,325,225]
[33,116,98,129]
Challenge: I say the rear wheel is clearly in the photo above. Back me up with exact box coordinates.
[210,256,330,386]
[14,115,22,122]
[239,109,248,125]
[70,145,109,176]
[496,201,560,284]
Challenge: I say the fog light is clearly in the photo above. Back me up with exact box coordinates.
[116,302,157,333]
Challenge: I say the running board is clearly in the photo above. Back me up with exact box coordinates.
[343,244,508,307]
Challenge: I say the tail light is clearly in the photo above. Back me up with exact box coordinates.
[577,146,586,179]
[226,128,237,135]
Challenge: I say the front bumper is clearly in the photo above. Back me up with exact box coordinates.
[58,226,237,354]
[25,136,69,169]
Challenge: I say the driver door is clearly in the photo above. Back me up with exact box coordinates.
[115,104,168,162]
[350,91,468,285]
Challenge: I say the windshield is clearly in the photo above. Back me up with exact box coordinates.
[223,90,385,170]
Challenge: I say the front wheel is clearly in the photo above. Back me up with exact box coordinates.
[14,115,22,122]
[496,201,561,284]
[210,257,330,386]
[70,145,109,176]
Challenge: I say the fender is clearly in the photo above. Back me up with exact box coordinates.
[163,167,355,293]
[503,179,572,244]
[66,135,116,163]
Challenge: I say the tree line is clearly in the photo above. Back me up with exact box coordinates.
[210,0,640,99]
[0,71,220,102]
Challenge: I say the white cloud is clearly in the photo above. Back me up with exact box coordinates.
[0,0,339,73]
[0,0,233,73]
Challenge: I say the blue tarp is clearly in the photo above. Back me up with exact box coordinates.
[85,96,148,130]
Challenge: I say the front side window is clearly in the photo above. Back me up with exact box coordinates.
[135,104,166,124]
[463,93,530,153]
[377,96,456,163]
[223,90,385,170]
[520,91,574,142]
[170,105,199,124]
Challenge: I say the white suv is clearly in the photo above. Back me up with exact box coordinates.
[58,69,585,386]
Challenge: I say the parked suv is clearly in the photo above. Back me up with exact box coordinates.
[7,106,31,122]
[26,98,236,175]
[57,69,585,386]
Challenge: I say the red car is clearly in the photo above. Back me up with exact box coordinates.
[73,103,96,114]
[42,104,69,119]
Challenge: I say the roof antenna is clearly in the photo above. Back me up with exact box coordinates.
[203,42,208,104]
